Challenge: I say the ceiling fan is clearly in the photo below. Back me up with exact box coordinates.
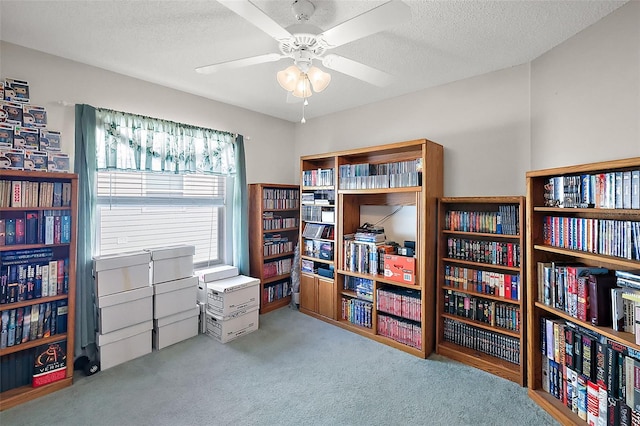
[196,0,411,99]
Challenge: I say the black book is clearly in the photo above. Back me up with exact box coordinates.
[596,341,607,389]
[607,397,619,426]
[620,400,631,426]
[565,327,574,369]
[582,334,596,381]
[574,331,583,375]
[607,344,620,399]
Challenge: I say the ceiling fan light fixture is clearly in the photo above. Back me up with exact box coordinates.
[277,65,301,92]
[307,66,331,93]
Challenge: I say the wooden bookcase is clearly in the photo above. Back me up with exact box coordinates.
[0,170,78,411]
[435,196,526,385]
[248,183,300,314]
[526,157,640,424]
[300,139,443,358]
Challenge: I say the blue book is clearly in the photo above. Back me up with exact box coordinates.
[5,219,16,245]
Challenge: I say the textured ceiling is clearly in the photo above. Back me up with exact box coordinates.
[0,0,629,123]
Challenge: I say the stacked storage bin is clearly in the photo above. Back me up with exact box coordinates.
[200,268,260,343]
[196,264,239,333]
[93,251,153,370]
[146,245,199,350]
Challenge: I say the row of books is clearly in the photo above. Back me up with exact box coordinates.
[0,180,71,208]
[443,289,521,332]
[302,168,334,187]
[446,237,521,267]
[540,316,640,424]
[543,216,640,260]
[343,240,395,276]
[263,279,290,304]
[445,205,520,235]
[0,210,71,246]
[1,257,69,304]
[262,213,297,230]
[341,297,373,328]
[301,189,334,204]
[442,318,520,365]
[0,339,67,393]
[0,300,68,349]
[262,258,292,279]
[261,188,299,201]
[544,171,640,209]
[338,159,422,190]
[263,241,294,257]
[377,313,422,350]
[376,287,422,322]
[262,198,299,210]
[444,264,521,301]
[303,239,333,260]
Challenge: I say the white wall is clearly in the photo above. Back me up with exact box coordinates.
[0,42,297,185]
[294,64,531,197]
[530,1,640,169]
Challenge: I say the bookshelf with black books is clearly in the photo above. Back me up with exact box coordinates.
[526,157,640,425]
[0,169,77,411]
[248,183,300,314]
[301,139,443,358]
[436,196,526,385]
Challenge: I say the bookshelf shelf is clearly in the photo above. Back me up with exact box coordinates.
[436,196,526,385]
[300,139,443,358]
[526,157,640,425]
[248,183,300,314]
[0,171,78,411]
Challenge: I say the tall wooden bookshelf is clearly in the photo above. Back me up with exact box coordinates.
[526,157,640,424]
[0,170,78,411]
[436,196,526,385]
[300,139,443,358]
[248,183,300,314]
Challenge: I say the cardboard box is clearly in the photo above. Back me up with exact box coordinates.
[153,275,198,319]
[205,307,259,344]
[153,306,199,350]
[97,286,153,334]
[93,251,151,298]
[146,244,195,284]
[206,275,260,318]
[196,264,238,283]
[97,320,152,370]
[383,255,416,285]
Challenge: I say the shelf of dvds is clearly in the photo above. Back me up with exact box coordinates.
[526,157,640,425]
[435,196,526,385]
[248,183,300,314]
[0,170,78,411]
[300,139,443,358]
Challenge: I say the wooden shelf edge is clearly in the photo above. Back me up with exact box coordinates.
[527,388,583,426]
[0,333,69,356]
[0,376,73,411]
[436,341,523,385]
[262,273,291,284]
[260,296,291,314]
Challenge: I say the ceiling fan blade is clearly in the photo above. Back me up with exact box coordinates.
[217,0,291,41]
[195,53,283,74]
[318,0,410,48]
[322,54,393,87]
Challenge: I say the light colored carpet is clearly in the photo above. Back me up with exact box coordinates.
[1,307,558,426]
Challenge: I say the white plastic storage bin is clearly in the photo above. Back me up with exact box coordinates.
[97,320,153,370]
[153,275,198,319]
[205,307,259,343]
[93,251,150,298]
[97,286,153,334]
[146,244,195,284]
[205,275,260,318]
[153,306,199,350]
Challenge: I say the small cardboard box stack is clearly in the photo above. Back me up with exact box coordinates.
[196,264,239,333]
[146,245,199,350]
[198,267,260,343]
[93,251,153,370]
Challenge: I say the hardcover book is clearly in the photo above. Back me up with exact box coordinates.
[587,272,617,326]
[32,339,66,387]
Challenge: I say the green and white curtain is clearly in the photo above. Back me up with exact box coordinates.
[95,109,236,174]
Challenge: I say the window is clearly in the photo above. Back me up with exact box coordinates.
[95,170,227,268]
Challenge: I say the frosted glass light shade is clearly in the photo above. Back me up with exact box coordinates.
[307,66,331,93]
[277,65,300,92]
[292,76,312,98]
